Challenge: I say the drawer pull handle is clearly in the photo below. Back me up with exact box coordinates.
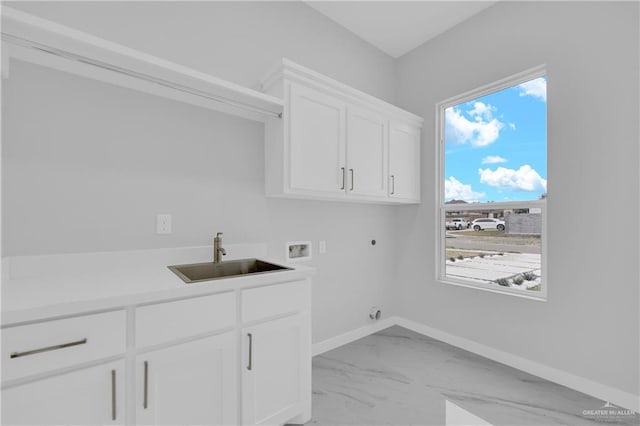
[247,333,253,371]
[340,167,345,190]
[111,369,117,421]
[143,361,149,409]
[349,169,354,191]
[10,338,88,359]
[390,175,395,195]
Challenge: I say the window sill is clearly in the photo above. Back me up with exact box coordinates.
[437,277,547,302]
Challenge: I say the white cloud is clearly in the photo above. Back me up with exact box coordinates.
[478,165,547,192]
[445,101,504,147]
[482,155,508,164]
[468,102,492,120]
[445,176,485,202]
[517,77,547,102]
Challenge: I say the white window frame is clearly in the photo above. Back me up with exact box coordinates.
[435,65,548,301]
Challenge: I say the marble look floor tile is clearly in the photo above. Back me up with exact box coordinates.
[308,326,639,425]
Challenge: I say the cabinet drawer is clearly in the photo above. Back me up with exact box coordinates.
[136,292,236,348]
[2,310,126,382]
[242,280,308,323]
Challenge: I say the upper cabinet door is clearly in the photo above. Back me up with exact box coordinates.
[389,121,421,201]
[346,106,388,197]
[288,83,347,195]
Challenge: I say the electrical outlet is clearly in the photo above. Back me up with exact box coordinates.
[319,240,327,254]
[156,214,172,234]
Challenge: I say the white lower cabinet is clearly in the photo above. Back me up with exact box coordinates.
[135,332,237,425]
[2,360,126,425]
[242,314,311,425]
[2,278,311,426]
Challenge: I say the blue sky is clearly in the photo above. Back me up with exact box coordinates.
[444,76,547,203]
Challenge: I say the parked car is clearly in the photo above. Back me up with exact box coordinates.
[445,218,469,230]
[471,218,505,231]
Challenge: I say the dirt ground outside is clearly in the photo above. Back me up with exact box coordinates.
[445,229,542,291]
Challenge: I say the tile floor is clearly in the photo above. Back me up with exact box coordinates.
[308,326,639,425]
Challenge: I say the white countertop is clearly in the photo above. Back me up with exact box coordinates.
[1,245,314,326]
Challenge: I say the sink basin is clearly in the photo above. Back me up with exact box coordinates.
[168,258,292,283]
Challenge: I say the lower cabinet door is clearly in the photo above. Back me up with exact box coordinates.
[2,360,125,425]
[242,314,309,425]
[136,332,237,425]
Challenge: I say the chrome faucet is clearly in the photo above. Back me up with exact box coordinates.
[213,232,227,263]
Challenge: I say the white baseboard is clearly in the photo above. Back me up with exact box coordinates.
[312,316,399,357]
[395,317,640,414]
[312,316,639,413]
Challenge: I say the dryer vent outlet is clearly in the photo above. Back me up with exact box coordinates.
[369,307,382,320]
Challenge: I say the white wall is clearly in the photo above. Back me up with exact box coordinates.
[5,1,395,102]
[394,1,639,397]
[1,1,397,344]
[4,0,638,401]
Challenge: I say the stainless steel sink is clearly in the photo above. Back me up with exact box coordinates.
[168,258,292,284]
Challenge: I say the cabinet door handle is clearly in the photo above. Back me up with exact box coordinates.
[10,338,88,359]
[340,167,345,190]
[143,361,149,409]
[349,169,354,191]
[247,333,253,371]
[111,369,117,421]
[390,175,395,195]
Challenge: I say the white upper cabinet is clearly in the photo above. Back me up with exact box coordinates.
[347,106,389,198]
[263,59,423,204]
[289,84,347,195]
[389,121,421,202]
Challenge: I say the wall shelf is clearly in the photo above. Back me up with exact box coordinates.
[1,7,284,122]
